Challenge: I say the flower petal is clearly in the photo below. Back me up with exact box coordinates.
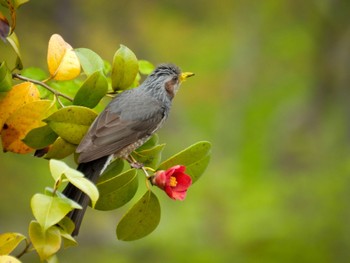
[170,190,187,201]
[173,173,192,191]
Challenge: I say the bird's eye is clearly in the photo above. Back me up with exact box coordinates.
[172,76,178,81]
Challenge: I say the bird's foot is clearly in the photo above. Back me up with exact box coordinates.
[130,161,144,169]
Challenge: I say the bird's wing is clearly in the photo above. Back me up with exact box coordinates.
[77,90,166,163]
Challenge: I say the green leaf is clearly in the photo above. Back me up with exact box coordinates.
[44,106,97,144]
[62,167,99,207]
[44,137,76,160]
[6,32,22,70]
[46,254,59,263]
[31,193,76,230]
[21,67,48,80]
[73,70,108,108]
[0,255,21,263]
[75,48,104,76]
[103,60,111,76]
[132,144,165,169]
[49,79,82,105]
[0,61,12,92]
[49,159,69,182]
[158,141,211,183]
[135,133,159,152]
[57,217,75,235]
[21,68,50,97]
[95,169,138,211]
[57,229,77,249]
[111,44,139,91]
[0,232,26,255]
[22,125,58,149]
[29,221,61,261]
[12,0,30,9]
[56,217,77,248]
[116,190,160,241]
[97,158,124,181]
[138,60,155,75]
[49,159,99,206]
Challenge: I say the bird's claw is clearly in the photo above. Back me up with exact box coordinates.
[130,161,144,169]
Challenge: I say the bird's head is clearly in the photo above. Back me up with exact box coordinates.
[143,63,194,100]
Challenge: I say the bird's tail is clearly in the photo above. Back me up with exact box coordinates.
[62,156,109,236]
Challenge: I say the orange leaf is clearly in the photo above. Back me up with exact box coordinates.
[47,34,81,80]
[0,82,40,132]
[1,100,56,153]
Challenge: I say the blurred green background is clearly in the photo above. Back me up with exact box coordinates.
[1,0,350,262]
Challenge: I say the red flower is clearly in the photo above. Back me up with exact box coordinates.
[152,165,192,200]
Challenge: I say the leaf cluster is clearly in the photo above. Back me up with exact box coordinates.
[0,1,212,262]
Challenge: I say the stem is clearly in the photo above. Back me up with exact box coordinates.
[12,73,73,106]
[126,155,154,178]
[16,240,32,259]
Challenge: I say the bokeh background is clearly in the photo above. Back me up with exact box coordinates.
[1,0,350,262]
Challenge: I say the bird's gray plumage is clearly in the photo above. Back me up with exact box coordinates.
[76,63,182,163]
[63,63,187,236]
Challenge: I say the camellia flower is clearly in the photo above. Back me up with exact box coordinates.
[152,165,192,200]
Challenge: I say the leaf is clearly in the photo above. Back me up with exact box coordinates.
[57,228,77,249]
[44,137,76,160]
[75,48,104,76]
[31,193,76,230]
[0,232,26,255]
[6,32,22,70]
[111,44,139,91]
[49,79,82,105]
[0,61,12,92]
[97,158,124,181]
[49,159,70,182]
[62,167,99,207]
[47,34,81,80]
[138,60,155,75]
[44,106,97,144]
[117,190,160,241]
[135,133,159,152]
[73,70,108,108]
[46,254,59,263]
[0,82,40,133]
[158,141,212,183]
[49,160,97,206]
[21,67,48,80]
[95,169,138,211]
[13,0,30,9]
[132,144,165,169]
[56,216,77,248]
[57,217,75,235]
[29,221,61,261]
[1,100,56,153]
[0,255,21,263]
[22,125,58,149]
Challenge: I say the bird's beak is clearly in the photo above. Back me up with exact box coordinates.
[180,72,195,82]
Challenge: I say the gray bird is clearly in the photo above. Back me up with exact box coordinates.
[63,63,194,236]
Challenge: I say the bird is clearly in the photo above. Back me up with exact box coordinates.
[62,63,194,236]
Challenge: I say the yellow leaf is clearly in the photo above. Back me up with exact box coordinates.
[47,34,81,80]
[1,100,56,153]
[0,82,40,133]
[0,232,26,255]
[0,255,21,263]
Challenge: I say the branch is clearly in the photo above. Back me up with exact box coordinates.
[12,73,73,107]
[16,240,32,259]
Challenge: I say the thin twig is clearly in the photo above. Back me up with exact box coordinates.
[12,73,73,105]
[16,240,31,259]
